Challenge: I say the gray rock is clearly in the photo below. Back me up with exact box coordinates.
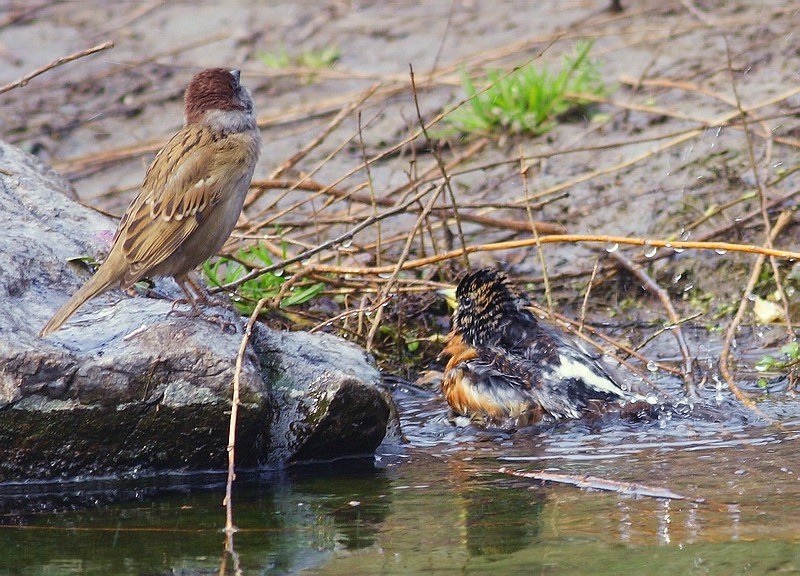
[0,139,398,482]
[255,327,398,464]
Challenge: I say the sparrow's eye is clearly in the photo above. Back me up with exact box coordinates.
[461,296,473,308]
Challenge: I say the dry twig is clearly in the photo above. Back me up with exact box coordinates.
[725,38,794,339]
[0,40,114,96]
[299,234,800,278]
[719,210,792,418]
[365,184,445,350]
[409,64,469,270]
[607,251,696,395]
[224,298,269,535]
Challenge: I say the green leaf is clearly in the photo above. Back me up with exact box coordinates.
[281,282,326,307]
[780,341,799,360]
[754,355,778,372]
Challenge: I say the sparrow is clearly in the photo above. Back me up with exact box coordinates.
[440,268,647,427]
[40,68,261,337]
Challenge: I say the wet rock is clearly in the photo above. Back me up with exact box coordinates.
[255,327,398,463]
[0,139,398,482]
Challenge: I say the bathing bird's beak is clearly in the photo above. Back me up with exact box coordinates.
[438,287,458,311]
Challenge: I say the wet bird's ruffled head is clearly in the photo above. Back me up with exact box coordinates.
[448,268,531,346]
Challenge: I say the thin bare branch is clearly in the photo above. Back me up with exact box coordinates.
[0,41,114,96]
[302,234,800,277]
[719,210,792,420]
[365,184,445,350]
[607,251,695,395]
[224,298,269,536]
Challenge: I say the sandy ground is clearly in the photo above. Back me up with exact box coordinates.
[2,0,800,385]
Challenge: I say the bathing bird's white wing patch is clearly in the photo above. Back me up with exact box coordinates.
[552,356,626,398]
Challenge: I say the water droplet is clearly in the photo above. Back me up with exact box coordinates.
[378,272,392,279]
[679,228,691,241]
[671,273,683,284]
[646,361,658,372]
[341,239,353,248]
[714,248,728,255]
[666,242,683,254]
[605,242,619,253]
[747,293,756,301]
[710,127,722,148]
[644,243,657,258]
[273,268,284,277]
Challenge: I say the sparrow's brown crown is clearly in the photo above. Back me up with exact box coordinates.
[184,68,251,125]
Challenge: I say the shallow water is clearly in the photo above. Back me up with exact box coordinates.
[2,382,799,575]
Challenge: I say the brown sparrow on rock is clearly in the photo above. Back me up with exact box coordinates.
[40,68,261,337]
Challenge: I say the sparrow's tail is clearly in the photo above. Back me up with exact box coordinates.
[39,264,121,337]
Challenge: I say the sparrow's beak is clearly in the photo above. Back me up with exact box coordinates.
[438,287,458,311]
